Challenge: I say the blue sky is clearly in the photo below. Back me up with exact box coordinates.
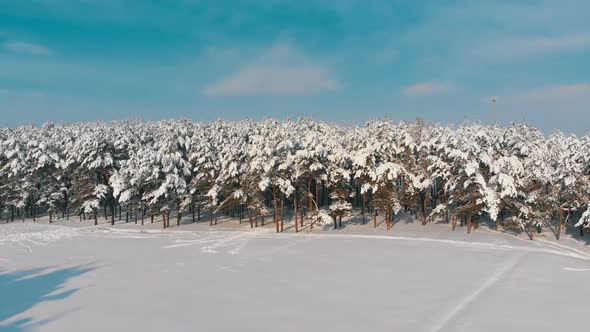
[1,0,589,134]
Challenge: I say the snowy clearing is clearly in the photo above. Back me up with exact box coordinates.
[1,219,589,332]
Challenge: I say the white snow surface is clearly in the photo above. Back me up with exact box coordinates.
[1,217,590,332]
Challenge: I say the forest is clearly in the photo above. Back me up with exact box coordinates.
[1,118,589,240]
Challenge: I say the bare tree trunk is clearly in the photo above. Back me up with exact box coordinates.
[308,177,312,213]
[274,189,279,233]
[210,208,213,226]
[557,208,562,240]
[316,181,320,210]
[94,210,97,226]
[49,211,53,224]
[280,197,284,232]
[373,209,377,228]
[294,195,299,233]
[249,209,253,228]
[529,223,534,240]
[300,206,304,227]
[452,213,456,231]
[151,214,154,224]
[362,193,366,224]
[467,214,472,234]
[177,212,181,226]
[239,205,242,224]
[162,211,166,229]
[421,193,427,225]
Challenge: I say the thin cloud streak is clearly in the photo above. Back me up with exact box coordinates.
[403,82,452,96]
[4,41,52,55]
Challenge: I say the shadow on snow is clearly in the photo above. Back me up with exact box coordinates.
[0,265,94,332]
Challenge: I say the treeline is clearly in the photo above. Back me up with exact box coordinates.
[1,119,589,239]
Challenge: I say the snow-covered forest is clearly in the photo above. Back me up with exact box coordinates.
[1,119,589,239]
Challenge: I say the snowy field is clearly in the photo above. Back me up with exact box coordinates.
[1,217,590,332]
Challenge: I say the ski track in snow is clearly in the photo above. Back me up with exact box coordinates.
[0,224,80,252]
[164,231,253,255]
[563,267,590,271]
[2,223,589,261]
[428,252,525,332]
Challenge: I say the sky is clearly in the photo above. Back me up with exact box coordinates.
[1,0,589,135]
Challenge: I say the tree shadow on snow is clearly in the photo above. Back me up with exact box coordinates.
[0,264,94,332]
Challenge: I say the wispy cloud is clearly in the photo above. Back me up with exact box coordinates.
[473,34,590,61]
[527,83,590,100]
[0,88,46,98]
[4,41,51,55]
[202,43,340,96]
[403,82,452,96]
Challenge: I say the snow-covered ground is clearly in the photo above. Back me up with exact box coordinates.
[1,216,590,332]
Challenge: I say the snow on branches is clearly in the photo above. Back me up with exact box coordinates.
[0,119,589,235]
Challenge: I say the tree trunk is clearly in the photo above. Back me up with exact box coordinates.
[49,211,53,224]
[177,212,181,226]
[339,215,342,229]
[373,210,377,228]
[274,189,279,233]
[300,205,304,227]
[452,213,456,231]
[280,196,284,232]
[529,223,534,240]
[294,195,299,233]
[308,177,312,213]
[94,210,97,226]
[467,215,472,234]
[316,181,320,210]
[192,204,195,223]
[210,208,213,226]
[249,210,253,228]
[162,211,167,229]
[421,192,427,225]
[362,193,366,224]
[557,208,562,240]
